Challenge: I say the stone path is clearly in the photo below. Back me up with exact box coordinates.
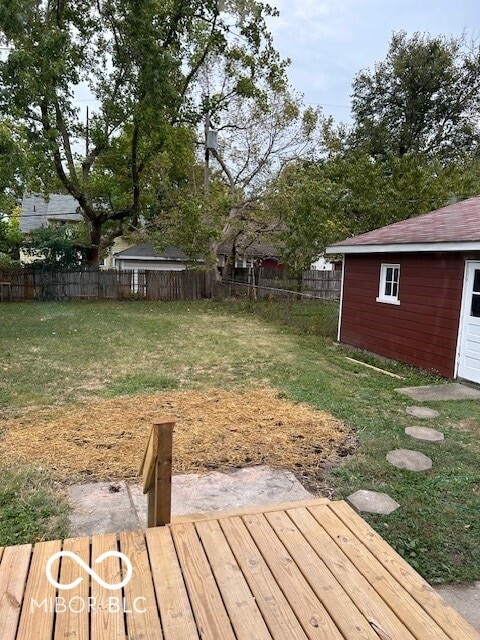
[386,448,432,472]
[348,404,444,516]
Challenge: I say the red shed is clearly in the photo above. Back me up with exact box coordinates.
[326,197,480,383]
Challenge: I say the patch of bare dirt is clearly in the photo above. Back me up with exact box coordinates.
[0,388,353,484]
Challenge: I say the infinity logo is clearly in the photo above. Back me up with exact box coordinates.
[46,551,133,591]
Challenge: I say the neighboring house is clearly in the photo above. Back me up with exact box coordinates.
[310,256,334,271]
[20,193,83,233]
[20,193,83,263]
[217,242,283,270]
[326,196,480,383]
[115,241,284,272]
[20,193,132,265]
[113,243,199,271]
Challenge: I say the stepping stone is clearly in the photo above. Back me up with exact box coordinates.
[405,406,440,419]
[405,426,444,443]
[386,449,432,472]
[347,490,400,515]
[397,383,480,401]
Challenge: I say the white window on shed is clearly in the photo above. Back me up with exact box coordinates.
[377,264,400,304]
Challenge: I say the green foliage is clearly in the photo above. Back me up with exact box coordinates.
[269,160,348,272]
[0,0,286,264]
[351,31,480,160]
[0,209,22,259]
[24,222,90,268]
[319,148,480,236]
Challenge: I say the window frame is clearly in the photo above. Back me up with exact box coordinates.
[376,263,401,305]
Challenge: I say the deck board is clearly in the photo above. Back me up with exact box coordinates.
[1,498,479,640]
[53,537,90,640]
[242,512,344,639]
[286,506,417,640]
[330,500,480,640]
[16,539,61,640]
[0,544,32,640]
[90,533,126,640]
[196,518,272,640]
[309,504,451,640]
[145,527,199,640]
[171,521,236,640]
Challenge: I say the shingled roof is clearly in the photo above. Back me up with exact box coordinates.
[326,196,480,254]
[20,194,82,233]
[114,243,190,261]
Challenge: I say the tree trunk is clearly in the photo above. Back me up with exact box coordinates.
[86,220,102,266]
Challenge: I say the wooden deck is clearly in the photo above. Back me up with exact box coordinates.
[0,498,478,640]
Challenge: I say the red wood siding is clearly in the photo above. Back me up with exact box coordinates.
[339,253,477,378]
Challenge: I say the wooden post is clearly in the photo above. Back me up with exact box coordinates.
[139,418,175,527]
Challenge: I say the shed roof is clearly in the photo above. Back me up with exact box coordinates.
[326,196,480,254]
[20,194,82,232]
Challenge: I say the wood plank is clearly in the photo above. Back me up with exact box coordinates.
[151,419,174,526]
[262,509,379,640]
[285,507,417,640]
[0,544,32,640]
[119,530,163,640]
[195,518,272,640]
[170,522,236,640]
[53,537,90,640]
[227,514,336,640]
[16,539,62,640]
[329,501,480,640]
[90,533,126,640]
[139,424,159,493]
[173,498,331,524]
[242,513,344,639]
[145,527,199,640]
[308,504,451,640]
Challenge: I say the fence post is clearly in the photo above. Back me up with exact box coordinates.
[139,418,175,527]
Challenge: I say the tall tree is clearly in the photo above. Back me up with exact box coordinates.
[149,62,325,276]
[351,31,480,161]
[0,0,284,264]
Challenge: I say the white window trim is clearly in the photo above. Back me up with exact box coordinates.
[376,263,401,305]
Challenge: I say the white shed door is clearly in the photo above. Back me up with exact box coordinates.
[458,262,480,384]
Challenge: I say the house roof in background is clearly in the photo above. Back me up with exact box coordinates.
[327,196,480,254]
[217,242,281,258]
[20,194,82,233]
[114,243,190,261]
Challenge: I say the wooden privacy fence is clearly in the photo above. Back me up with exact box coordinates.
[0,268,207,302]
[224,268,342,301]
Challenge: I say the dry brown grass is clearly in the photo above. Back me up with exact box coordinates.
[0,388,352,482]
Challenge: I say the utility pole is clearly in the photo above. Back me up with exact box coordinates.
[86,106,90,157]
[204,107,210,196]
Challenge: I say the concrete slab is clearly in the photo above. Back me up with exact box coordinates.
[435,582,480,632]
[397,383,480,401]
[405,406,440,419]
[69,466,313,535]
[405,426,445,443]
[346,489,400,515]
[67,482,140,537]
[386,449,432,472]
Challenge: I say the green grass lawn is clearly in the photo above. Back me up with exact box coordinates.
[0,299,479,585]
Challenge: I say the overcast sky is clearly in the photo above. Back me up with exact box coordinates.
[267,0,479,125]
